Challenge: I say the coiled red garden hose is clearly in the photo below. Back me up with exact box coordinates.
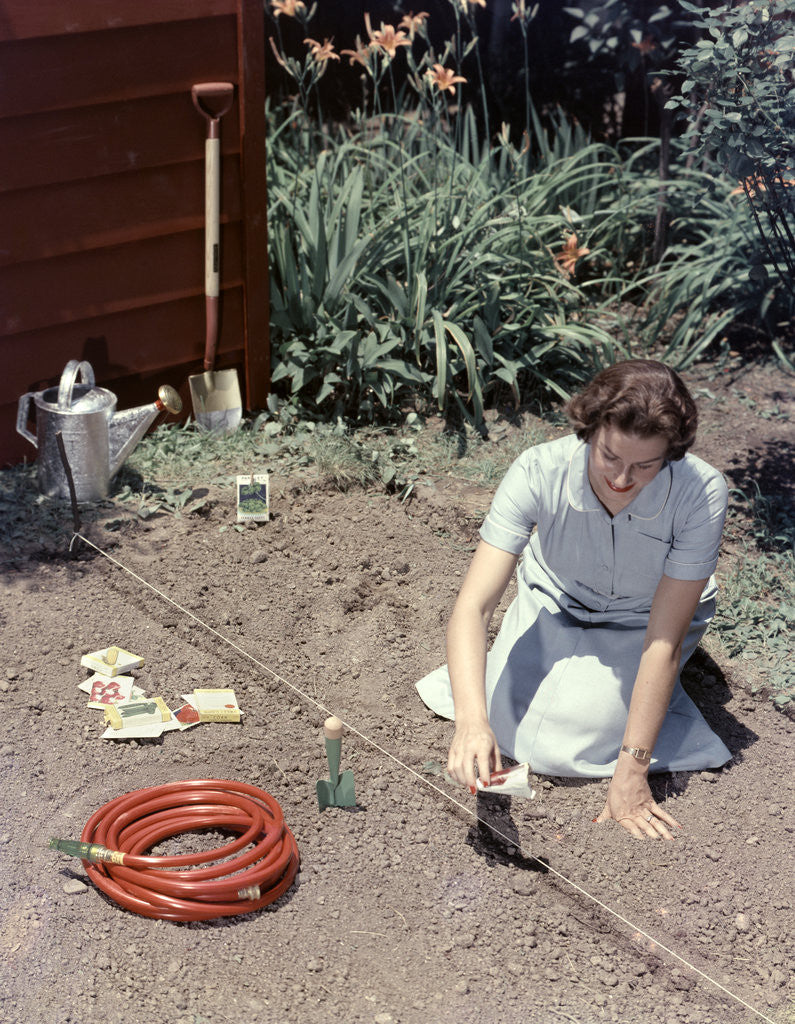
[64,779,299,922]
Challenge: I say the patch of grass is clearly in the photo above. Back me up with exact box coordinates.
[123,419,288,485]
[309,433,383,490]
[713,550,794,707]
[715,488,795,708]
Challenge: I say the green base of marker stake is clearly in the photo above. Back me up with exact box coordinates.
[316,716,356,810]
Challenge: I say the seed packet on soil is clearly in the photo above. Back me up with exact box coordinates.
[100,697,180,740]
[186,688,242,723]
[82,673,137,708]
[173,703,202,730]
[79,674,145,700]
[81,646,144,677]
[100,717,181,740]
[104,696,171,731]
[236,474,270,522]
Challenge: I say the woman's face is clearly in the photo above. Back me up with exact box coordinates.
[587,424,668,509]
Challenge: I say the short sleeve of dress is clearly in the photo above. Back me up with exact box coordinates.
[479,451,539,554]
[664,463,728,581]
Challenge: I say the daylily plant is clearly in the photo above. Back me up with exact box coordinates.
[270,0,306,17]
[426,63,467,94]
[340,38,373,68]
[399,11,430,41]
[364,13,412,60]
[304,37,340,67]
[554,233,591,277]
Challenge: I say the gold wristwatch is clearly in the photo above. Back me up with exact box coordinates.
[620,744,652,763]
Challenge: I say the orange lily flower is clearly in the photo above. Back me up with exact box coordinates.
[271,0,306,16]
[510,0,531,20]
[631,35,657,55]
[340,40,372,67]
[304,37,341,65]
[364,12,411,59]
[554,233,590,276]
[731,173,795,197]
[399,11,430,40]
[427,63,467,94]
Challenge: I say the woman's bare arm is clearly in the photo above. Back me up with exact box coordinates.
[445,540,519,789]
[597,574,709,839]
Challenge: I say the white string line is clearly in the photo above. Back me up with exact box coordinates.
[72,531,777,1024]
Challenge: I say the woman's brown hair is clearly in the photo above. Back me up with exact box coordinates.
[565,359,698,461]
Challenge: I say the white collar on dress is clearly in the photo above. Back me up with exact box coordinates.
[566,439,672,520]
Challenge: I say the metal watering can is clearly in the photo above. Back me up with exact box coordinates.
[16,359,182,502]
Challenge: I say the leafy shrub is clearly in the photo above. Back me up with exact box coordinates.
[666,0,795,298]
[263,2,792,424]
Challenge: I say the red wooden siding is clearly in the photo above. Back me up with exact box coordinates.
[0,0,269,466]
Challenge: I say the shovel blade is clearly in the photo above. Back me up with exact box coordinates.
[316,780,335,811]
[316,769,356,811]
[188,369,242,433]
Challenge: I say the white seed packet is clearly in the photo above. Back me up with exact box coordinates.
[472,763,536,799]
[101,717,181,741]
[81,646,144,677]
[236,474,270,522]
[182,688,242,723]
[80,673,138,708]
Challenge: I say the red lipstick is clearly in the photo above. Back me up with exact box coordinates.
[605,478,634,493]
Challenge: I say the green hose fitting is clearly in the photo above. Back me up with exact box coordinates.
[49,838,124,864]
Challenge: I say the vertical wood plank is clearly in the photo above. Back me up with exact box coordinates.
[237,0,270,411]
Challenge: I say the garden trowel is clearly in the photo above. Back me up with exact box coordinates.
[316,716,356,810]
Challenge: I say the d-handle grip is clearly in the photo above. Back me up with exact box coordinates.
[16,391,37,446]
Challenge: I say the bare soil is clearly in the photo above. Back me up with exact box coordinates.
[1,359,793,1024]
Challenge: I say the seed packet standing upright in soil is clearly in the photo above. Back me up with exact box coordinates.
[237,474,270,523]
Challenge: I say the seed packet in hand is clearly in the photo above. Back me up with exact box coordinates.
[470,763,536,799]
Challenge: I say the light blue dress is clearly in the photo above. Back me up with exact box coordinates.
[416,434,732,777]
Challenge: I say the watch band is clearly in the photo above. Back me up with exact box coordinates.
[620,744,652,763]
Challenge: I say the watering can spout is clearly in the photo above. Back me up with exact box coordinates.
[108,385,182,478]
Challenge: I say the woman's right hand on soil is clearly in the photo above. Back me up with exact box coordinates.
[447,718,502,790]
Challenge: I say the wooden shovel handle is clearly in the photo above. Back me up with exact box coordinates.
[323,716,344,740]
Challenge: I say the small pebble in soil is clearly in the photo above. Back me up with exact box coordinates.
[735,913,751,932]
[62,879,88,895]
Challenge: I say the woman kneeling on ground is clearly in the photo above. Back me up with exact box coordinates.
[416,359,731,840]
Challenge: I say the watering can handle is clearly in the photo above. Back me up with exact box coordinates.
[16,391,37,446]
[57,360,95,410]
